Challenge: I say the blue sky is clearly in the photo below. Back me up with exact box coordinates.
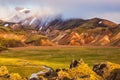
[0,0,120,23]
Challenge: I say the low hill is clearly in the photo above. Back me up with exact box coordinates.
[0,25,55,48]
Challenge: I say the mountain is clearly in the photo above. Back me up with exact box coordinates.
[0,23,55,49]
[41,18,120,47]
[0,17,120,47]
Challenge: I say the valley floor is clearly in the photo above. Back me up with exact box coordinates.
[0,46,120,77]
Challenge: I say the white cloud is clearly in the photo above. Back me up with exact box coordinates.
[0,6,15,19]
[0,0,120,23]
[0,5,60,22]
[30,6,58,16]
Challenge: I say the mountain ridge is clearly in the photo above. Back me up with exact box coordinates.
[0,17,120,48]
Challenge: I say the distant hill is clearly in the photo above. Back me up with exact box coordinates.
[0,17,120,47]
[42,18,120,47]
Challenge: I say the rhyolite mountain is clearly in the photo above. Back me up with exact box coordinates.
[41,17,120,47]
[0,17,120,47]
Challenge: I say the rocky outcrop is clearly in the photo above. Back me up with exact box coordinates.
[93,62,120,80]
[30,66,55,80]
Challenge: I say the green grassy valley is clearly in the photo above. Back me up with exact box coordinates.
[0,46,120,77]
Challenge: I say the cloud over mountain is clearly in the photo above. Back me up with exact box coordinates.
[0,0,120,23]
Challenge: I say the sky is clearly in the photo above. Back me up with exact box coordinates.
[0,0,120,23]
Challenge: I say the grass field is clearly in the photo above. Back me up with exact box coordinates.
[0,46,120,77]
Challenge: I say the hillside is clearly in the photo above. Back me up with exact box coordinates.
[43,18,120,47]
[0,17,120,47]
[0,25,55,50]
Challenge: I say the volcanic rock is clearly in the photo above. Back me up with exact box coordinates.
[93,62,120,80]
